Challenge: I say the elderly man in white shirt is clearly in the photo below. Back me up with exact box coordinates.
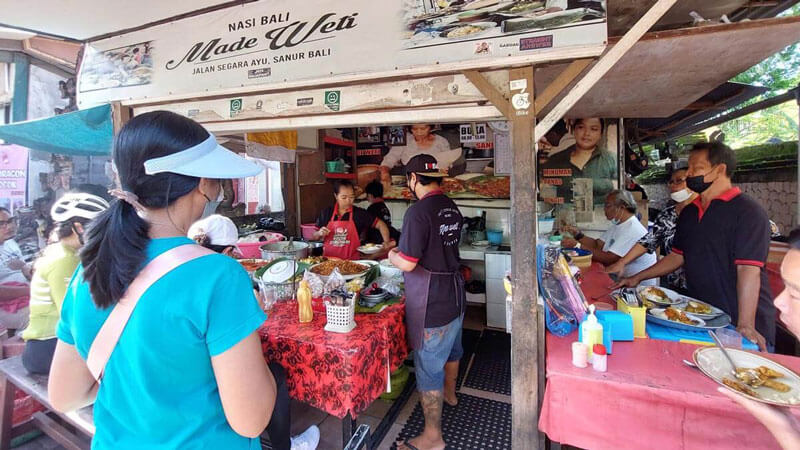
[379,124,461,184]
[562,190,658,285]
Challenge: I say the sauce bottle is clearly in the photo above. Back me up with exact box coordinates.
[580,304,603,363]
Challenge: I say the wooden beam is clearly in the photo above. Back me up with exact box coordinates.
[534,58,592,114]
[535,0,678,139]
[464,70,512,119]
[508,65,540,450]
[111,102,132,135]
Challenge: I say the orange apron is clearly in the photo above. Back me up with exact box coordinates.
[323,205,361,260]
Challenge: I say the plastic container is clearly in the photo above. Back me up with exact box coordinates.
[324,295,356,333]
[592,344,607,372]
[325,160,344,173]
[572,342,588,368]
[301,224,320,240]
[538,217,555,235]
[716,327,743,349]
[238,232,285,258]
[487,229,503,246]
[580,304,604,363]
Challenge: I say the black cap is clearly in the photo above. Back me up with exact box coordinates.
[405,154,447,177]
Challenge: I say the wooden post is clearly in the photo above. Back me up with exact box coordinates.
[110,101,132,135]
[508,65,540,449]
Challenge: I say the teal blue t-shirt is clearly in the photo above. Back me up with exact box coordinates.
[57,237,267,450]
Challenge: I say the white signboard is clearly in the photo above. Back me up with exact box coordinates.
[77,1,606,107]
[459,123,487,144]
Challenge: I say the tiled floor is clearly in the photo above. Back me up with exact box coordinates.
[17,304,505,450]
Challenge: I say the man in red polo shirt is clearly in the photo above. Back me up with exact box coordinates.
[616,142,775,350]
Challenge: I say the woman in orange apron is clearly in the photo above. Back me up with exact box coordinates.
[312,180,394,260]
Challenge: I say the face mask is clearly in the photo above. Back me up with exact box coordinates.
[610,218,620,225]
[201,183,224,219]
[686,168,717,194]
[407,176,419,200]
[670,188,692,203]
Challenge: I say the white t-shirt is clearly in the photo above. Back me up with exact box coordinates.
[0,239,27,284]
[601,216,658,285]
[381,134,456,168]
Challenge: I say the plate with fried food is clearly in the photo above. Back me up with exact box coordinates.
[647,307,731,331]
[694,347,800,406]
[674,297,725,320]
[309,259,370,280]
[636,285,684,307]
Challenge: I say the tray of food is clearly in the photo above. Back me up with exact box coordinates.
[441,22,497,40]
[647,306,731,331]
[693,347,800,406]
[636,286,684,307]
[310,259,371,280]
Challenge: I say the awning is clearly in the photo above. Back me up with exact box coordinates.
[0,104,112,156]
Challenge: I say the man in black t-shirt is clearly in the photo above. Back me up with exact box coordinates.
[364,180,400,244]
[389,154,464,450]
[616,142,775,350]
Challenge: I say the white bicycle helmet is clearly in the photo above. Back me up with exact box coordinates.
[50,193,110,223]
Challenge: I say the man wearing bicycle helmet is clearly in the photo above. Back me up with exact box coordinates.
[21,192,109,374]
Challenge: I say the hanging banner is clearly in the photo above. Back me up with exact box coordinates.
[77,1,606,107]
[0,145,29,214]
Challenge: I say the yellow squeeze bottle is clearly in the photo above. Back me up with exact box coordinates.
[580,304,603,363]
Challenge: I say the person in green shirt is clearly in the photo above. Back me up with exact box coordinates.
[540,117,617,205]
[22,192,109,374]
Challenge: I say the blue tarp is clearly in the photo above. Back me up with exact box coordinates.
[0,104,112,156]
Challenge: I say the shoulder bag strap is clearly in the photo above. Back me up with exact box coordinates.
[86,244,215,382]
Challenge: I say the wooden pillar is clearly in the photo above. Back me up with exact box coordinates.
[11,53,28,123]
[508,65,540,449]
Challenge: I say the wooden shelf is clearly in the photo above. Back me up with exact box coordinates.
[324,172,357,179]
[323,136,356,147]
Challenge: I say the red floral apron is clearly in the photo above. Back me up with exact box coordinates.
[323,205,361,260]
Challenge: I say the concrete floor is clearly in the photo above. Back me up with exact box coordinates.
[16,304,495,450]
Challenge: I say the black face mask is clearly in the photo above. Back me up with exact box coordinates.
[407,176,419,200]
[686,168,717,194]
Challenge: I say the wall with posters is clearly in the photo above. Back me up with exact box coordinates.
[77,1,606,107]
[538,117,619,224]
[0,145,29,214]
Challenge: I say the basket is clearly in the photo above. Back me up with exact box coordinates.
[325,160,344,173]
[324,295,356,333]
[256,278,297,304]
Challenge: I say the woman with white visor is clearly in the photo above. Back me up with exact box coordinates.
[47,111,303,449]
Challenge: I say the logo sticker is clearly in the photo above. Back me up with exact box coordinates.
[325,90,341,111]
[230,98,243,117]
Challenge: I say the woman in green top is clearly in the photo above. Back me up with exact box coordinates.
[540,117,617,205]
[22,192,109,374]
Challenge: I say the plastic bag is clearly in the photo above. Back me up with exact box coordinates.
[303,270,325,298]
[376,275,403,297]
[323,268,346,295]
[537,244,588,336]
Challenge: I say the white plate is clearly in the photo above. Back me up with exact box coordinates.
[471,240,490,248]
[260,260,296,283]
[358,245,383,255]
[636,285,684,306]
[694,347,800,406]
[649,308,706,327]
[674,297,726,320]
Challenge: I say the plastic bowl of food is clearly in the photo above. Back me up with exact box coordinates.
[562,247,592,271]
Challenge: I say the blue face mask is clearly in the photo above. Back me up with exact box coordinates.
[610,218,620,225]
[201,182,224,219]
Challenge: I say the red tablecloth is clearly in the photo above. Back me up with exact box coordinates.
[258,301,408,419]
[538,263,800,449]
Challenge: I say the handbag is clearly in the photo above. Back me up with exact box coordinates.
[86,244,214,382]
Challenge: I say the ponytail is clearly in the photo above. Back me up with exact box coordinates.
[78,110,207,309]
[80,199,150,308]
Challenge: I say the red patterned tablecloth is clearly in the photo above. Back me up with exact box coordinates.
[258,301,408,419]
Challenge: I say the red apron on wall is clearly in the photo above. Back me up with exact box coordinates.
[323,205,361,260]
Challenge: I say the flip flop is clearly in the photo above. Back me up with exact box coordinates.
[396,438,421,450]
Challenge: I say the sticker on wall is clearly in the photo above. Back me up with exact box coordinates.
[230,98,243,117]
[325,90,341,111]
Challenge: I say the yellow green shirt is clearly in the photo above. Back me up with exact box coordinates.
[22,242,79,341]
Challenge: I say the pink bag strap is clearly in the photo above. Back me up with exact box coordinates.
[86,244,215,382]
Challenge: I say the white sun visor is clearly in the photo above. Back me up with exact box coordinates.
[143,133,263,179]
